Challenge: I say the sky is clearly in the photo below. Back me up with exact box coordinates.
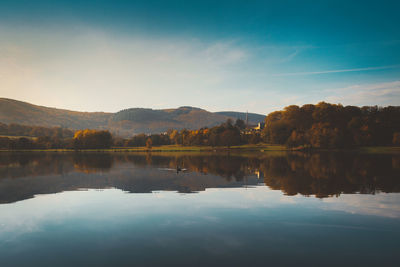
[0,0,399,114]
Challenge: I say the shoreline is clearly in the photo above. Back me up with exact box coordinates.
[1,144,399,153]
[0,144,287,153]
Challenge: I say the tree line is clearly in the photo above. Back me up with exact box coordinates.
[0,122,74,138]
[0,127,112,150]
[122,102,400,148]
[1,102,399,150]
[263,102,400,148]
[118,118,254,148]
[0,119,253,149]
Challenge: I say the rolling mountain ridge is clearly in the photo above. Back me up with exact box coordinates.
[0,98,265,136]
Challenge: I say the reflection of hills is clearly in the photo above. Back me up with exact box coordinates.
[0,152,399,203]
[0,153,262,204]
[0,165,260,204]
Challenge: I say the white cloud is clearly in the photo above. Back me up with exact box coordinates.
[0,26,252,112]
[323,193,400,218]
[203,41,247,65]
[273,65,400,76]
[324,80,400,106]
[1,25,398,115]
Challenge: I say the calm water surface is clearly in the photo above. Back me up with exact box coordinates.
[0,152,399,266]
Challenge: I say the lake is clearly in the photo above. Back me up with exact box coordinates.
[0,151,399,266]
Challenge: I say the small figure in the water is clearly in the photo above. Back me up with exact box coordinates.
[176,166,182,173]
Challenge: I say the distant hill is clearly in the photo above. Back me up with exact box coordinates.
[0,98,265,136]
[110,106,236,135]
[0,98,112,130]
[215,111,266,124]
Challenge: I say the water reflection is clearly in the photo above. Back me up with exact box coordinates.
[1,187,399,266]
[1,152,400,266]
[0,151,399,203]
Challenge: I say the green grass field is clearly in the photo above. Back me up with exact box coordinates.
[0,135,37,140]
[108,143,288,152]
[0,143,287,152]
[1,143,399,154]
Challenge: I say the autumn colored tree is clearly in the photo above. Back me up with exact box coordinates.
[220,128,241,148]
[286,130,307,148]
[12,137,34,149]
[127,133,147,147]
[73,129,112,149]
[393,132,400,146]
[245,132,262,144]
[0,137,10,149]
[262,103,400,148]
[146,138,153,149]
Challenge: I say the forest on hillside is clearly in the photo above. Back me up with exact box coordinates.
[263,102,400,148]
[1,102,399,150]
[0,122,74,138]
[0,98,265,135]
[124,102,400,149]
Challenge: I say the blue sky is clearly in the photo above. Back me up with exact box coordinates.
[0,0,399,114]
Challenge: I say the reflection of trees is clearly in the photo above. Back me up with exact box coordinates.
[121,153,250,180]
[260,153,400,198]
[72,153,114,173]
[0,153,75,179]
[1,152,400,199]
[121,153,400,197]
[0,153,115,178]
[171,155,248,181]
[393,157,400,169]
